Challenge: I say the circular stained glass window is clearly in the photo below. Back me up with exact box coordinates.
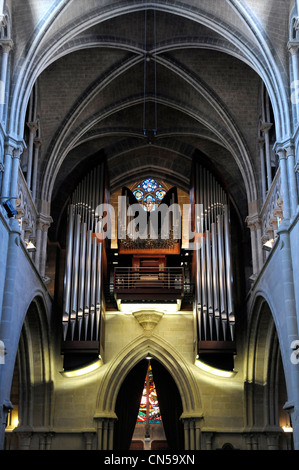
[132,178,167,211]
[133,189,144,200]
[142,178,158,192]
[155,189,166,200]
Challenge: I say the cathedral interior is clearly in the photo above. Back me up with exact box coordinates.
[0,0,299,451]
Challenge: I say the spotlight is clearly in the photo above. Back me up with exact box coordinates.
[25,241,36,252]
[3,199,17,218]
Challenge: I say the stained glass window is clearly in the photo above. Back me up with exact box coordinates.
[142,178,158,192]
[131,179,167,212]
[133,189,144,201]
[137,363,162,424]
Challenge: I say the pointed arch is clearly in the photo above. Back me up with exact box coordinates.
[94,334,203,419]
[11,295,52,432]
[245,295,290,433]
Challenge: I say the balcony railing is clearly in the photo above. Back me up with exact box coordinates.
[114,267,184,301]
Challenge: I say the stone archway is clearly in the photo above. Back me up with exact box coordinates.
[94,334,203,450]
[245,295,292,450]
[4,296,52,450]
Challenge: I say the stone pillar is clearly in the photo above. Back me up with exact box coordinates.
[25,122,38,190]
[0,39,13,119]
[182,417,203,450]
[0,144,13,198]
[34,213,52,277]
[31,137,41,202]
[277,148,291,221]
[95,417,116,450]
[204,432,213,450]
[261,122,273,191]
[0,217,21,449]
[276,222,299,450]
[246,211,263,277]
[18,431,32,450]
[286,145,299,217]
[288,41,299,124]
[258,137,267,202]
[10,147,22,202]
[249,224,258,277]
[84,432,94,450]
[266,433,280,450]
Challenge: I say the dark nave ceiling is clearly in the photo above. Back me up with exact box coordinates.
[36,7,263,233]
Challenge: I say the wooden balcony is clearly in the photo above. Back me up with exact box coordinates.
[114,267,184,302]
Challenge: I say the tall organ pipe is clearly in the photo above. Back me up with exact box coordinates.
[211,222,220,340]
[217,214,227,340]
[70,214,81,341]
[84,230,92,340]
[63,204,74,341]
[224,205,235,341]
[90,236,97,340]
[78,221,87,340]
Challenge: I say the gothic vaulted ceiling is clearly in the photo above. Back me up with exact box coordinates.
[9,0,294,231]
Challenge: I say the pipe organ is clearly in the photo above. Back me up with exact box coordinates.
[61,162,108,367]
[192,160,235,357]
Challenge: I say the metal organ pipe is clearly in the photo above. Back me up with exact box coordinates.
[62,163,105,345]
[84,230,92,340]
[70,213,81,341]
[194,163,234,345]
[63,204,74,341]
[224,204,235,341]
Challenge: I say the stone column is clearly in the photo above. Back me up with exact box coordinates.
[34,214,52,277]
[261,122,273,191]
[276,220,299,449]
[25,122,38,190]
[277,148,291,221]
[31,137,41,202]
[18,431,32,450]
[84,432,94,450]
[266,433,280,450]
[9,146,22,202]
[204,432,213,450]
[0,217,21,449]
[94,417,116,450]
[246,214,263,280]
[258,137,267,202]
[286,145,299,217]
[182,417,203,450]
[288,41,299,124]
[0,144,13,198]
[0,39,13,119]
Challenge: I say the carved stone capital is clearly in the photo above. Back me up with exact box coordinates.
[133,310,164,335]
[27,121,39,133]
[0,14,7,27]
[246,213,261,230]
[0,39,13,53]
[36,213,53,231]
[34,137,42,148]
[288,40,299,55]
[260,121,273,133]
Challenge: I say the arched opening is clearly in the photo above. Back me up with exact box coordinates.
[4,297,52,450]
[113,358,184,451]
[246,297,293,449]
